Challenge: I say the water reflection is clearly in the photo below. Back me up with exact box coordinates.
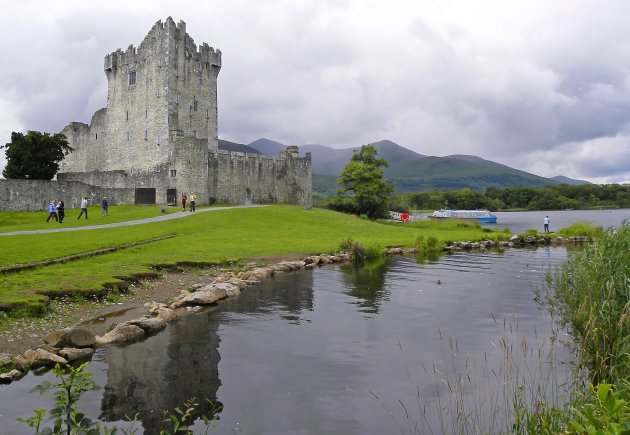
[97,270,316,432]
[99,313,223,432]
[339,257,390,313]
[219,269,315,322]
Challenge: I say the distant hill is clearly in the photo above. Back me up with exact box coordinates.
[218,139,262,154]
[249,139,426,175]
[551,175,592,185]
[247,138,286,156]
[245,138,587,195]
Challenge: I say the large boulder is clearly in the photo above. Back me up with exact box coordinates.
[509,235,521,243]
[57,347,95,362]
[0,369,25,384]
[43,328,96,348]
[95,324,145,346]
[0,353,13,367]
[20,348,68,369]
[216,282,241,297]
[124,316,167,334]
[171,282,240,308]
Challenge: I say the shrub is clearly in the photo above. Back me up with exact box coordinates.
[557,222,603,239]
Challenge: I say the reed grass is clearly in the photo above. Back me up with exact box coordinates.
[531,220,630,432]
[369,316,576,434]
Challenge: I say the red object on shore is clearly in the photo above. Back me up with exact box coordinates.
[400,213,410,222]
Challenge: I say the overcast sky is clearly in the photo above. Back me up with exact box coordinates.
[1,0,629,183]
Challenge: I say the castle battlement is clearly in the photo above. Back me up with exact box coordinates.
[104,17,221,74]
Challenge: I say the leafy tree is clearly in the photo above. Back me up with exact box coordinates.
[1,131,73,179]
[338,144,393,219]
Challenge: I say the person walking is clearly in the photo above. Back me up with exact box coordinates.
[543,215,550,233]
[190,192,197,212]
[101,197,109,216]
[182,192,187,211]
[46,201,58,222]
[77,197,89,220]
[57,200,65,223]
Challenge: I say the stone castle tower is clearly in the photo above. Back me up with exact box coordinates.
[57,18,312,208]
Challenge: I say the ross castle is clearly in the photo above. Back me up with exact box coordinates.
[0,17,311,211]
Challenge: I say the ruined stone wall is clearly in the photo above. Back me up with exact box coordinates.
[0,179,134,212]
[209,148,312,207]
[60,109,108,173]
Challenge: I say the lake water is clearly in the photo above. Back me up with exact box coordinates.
[490,208,630,234]
[0,247,575,434]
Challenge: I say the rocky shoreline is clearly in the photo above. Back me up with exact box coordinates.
[0,235,591,385]
[0,253,352,384]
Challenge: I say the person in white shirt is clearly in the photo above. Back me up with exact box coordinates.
[77,197,89,220]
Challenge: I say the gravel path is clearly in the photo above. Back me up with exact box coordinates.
[0,204,265,236]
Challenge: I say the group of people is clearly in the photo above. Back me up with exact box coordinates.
[46,200,65,223]
[181,192,197,212]
[45,197,109,222]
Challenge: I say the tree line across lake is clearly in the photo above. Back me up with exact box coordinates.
[389,183,630,211]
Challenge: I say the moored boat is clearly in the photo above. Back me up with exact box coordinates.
[428,209,498,223]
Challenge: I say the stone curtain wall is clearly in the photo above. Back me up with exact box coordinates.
[0,180,134,212]
[209,148,312,207]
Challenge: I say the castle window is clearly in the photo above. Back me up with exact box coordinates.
[126,110,129,121]
[156,88,160,98]
[198,78,203,85]
[206,109,209,119]
[170,169,177,178]
[189,105,192,115]
[193,130,197,138]
[197,62,201,70]
[127,131,130,141]
[128,71,136,86]
[145,109,148,118]
[95,133,98,140]
[157,135,161,145]
[193,100,198,111]
[145,130,148,140]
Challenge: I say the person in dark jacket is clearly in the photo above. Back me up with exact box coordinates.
[57,200,65,223]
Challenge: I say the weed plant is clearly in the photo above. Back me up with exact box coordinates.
[556,222,604,239]
[18,363,220,434]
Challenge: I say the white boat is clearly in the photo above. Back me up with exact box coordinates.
[428,209,498,223]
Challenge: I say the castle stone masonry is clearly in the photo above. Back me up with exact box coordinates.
[35,17,311,210]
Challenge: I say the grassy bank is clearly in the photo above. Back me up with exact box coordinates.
[529,222,630,432]
[0,205,503,315]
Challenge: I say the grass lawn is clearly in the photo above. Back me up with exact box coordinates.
[0,205,503,314]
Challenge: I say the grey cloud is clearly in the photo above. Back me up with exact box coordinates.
[3,1,630,184]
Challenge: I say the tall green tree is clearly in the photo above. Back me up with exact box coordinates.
[1,131,73,179]
[338,144,393,219]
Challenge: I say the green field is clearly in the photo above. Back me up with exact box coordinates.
[0,205,504,314]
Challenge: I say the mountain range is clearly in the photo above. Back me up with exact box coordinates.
[218,138,590,197]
